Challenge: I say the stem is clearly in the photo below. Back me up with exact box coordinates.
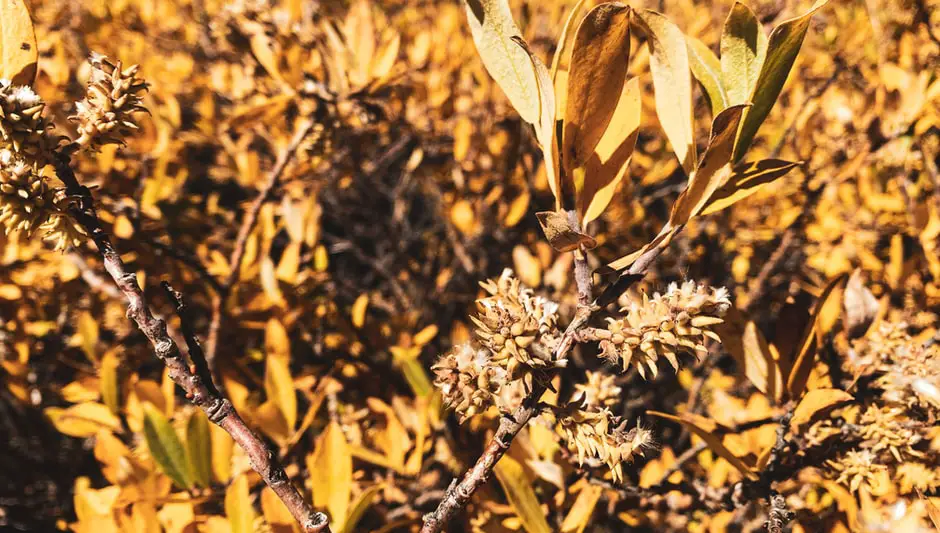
[204,118,317,382]
[54,149,331,533]
[421,210,596,533]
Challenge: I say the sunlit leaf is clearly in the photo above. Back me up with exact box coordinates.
[634,10,696,174]
[720,2,767,107]
[790,388,853,432]
[265,353,297,430]
[714,307,783,403]
[0,0,37,85]
[733,0,829,161]
[495,454,552,533]
[785,273,848,399]
[143,403,193,489]
[560,483,602,533]
[45,401,122,438]
[340,484,385,533]
[580,77,641,224]
[687,36,728,115]
[225,474,256,533]
[670,104,748,226]
[99,351,121,415]
[648,411,757,479]
[462,0,541,124]
[562,3,631,175]
[536,210,596,251]
[700,159,800,215]
[308,421,352,530]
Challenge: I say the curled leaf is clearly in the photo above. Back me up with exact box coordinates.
[670,104,748,226]
[536,210,597,251]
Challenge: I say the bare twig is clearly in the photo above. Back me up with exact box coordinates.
[54,147,331,533]
[204,118,317,380]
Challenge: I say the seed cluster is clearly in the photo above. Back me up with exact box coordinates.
[558,409,653,483]
[70,53,149,151]
[599,281,731,378]
[432,343,508,423]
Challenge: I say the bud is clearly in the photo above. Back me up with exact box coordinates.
[0,148,50,235]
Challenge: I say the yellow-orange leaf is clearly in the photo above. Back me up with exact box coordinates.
[580,77,641,224]
[785,274,848,399]
[562,3,631,175]
[0,0,37,85]
[225,474,256,533]
[308,421,352,530]
[494,455,552,533]
[648,411,757,479]
[790,388,853,432]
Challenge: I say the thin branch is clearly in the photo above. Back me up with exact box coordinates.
[204,118,317,380]
[54,147,331,533]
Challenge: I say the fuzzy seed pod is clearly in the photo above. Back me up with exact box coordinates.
[599,281,731,378]
[0,148,50,235]
[432,342,508,423]
[472,269,563,379]
[573,371,622,409]
[70,53,149,151]
[0,80,61,163]
[558,409,654,483]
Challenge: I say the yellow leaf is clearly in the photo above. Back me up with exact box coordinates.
[265,319,290,356]
[580,77,641,224]
[560,483,602,533]
[670,104,748,226]
[225,474,256,533]
[451,199,477,235]
[720,2,767,107]
[512,245,542,288]
[99,351,121,415]
[340,484,384,533]
[494,455,551,533]
[687,36,728,115]
[550,0,589,86]
[536,210,596,252]
[210,423,234,484]
[648,411,757,479]
[413,325,439,347]
[76,311,99,363]
[351,294,369,329]
[0,284,22,300]
[519,37,561,210]
[714,308,784,403]
[634,10,696,174]
[699,159,800,216]
[261,487,294,528]
[46,401,121,438]
[790,388,853,432]
[0,0,37,85]
[562,3,631,175]
[308,421,352,530]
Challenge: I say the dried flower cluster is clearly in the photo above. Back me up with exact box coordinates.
[599,281,731,378]
[472,269,563,378]
[70,53,149,151]
[0,80,60,163]
[558,409,654,483]
[433,270,562,421]
[432,342,507,423]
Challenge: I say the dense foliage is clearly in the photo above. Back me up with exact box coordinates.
[0,0,938,531]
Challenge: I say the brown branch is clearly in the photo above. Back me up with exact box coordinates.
[54,147,331,533]
[204,118,317,380]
